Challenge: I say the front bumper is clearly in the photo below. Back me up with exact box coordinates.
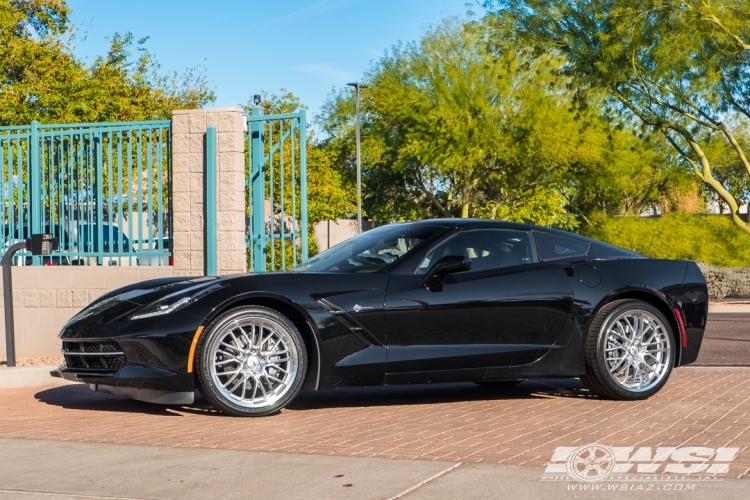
[52,362,195,399]
[56,306,204,400]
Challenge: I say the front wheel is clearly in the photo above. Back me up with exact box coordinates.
[581,300,675,400]
[195,306,307,417]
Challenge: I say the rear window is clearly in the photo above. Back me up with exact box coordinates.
[534,231,590,261]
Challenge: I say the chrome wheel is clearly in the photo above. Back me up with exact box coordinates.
[207,315,299,409]
[602,309,672,392]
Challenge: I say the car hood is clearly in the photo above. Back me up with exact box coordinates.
[63,275,235,332]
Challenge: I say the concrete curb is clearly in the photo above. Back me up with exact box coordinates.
[0,365,74,390]
[681,365,750,371]
[709,304,750,313]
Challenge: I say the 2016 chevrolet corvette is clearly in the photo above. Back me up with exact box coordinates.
[53,219,708,416]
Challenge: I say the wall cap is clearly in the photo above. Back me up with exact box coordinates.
[172,108,244,115]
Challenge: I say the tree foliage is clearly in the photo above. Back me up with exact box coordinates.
[0,0,214,125]
[486,0,750,236]
[319,18,692,228]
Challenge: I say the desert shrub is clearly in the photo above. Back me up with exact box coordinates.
[695,264,750,300]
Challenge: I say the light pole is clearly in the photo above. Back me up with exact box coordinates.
[347,82,366,233]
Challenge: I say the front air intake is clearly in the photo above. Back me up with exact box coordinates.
[62,340,127,373]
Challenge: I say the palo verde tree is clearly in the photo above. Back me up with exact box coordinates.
[487,0,750,235]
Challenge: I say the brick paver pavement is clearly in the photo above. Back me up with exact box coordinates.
[1,367,749,478]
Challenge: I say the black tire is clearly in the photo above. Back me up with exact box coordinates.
[581,300,675,400]
[195,306,307,417]
[475,380,523,388]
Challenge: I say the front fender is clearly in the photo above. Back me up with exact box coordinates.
[188,290,323,391]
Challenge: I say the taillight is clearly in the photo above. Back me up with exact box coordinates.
[673,307,687,348]
[169,256,174,266]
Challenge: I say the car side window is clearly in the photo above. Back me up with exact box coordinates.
[533,231,590,261]
[415,229,538,274]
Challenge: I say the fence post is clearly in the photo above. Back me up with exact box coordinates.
[205,126,217,276]
[298,111,308,262]
[30,120,41,265]
[95,132,104,265]
[250,107,265,272]
[171,108,246,276]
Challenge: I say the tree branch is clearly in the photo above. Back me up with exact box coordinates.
[717,122,750,179]
[721,77,750,122]
[624,77,721,130]
[414,169,451,217]
[662,132,705,182]
[700,12,750,51]
[680,129,750,235]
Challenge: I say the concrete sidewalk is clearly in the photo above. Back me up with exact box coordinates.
[0,438,746,500]
[0,365,73,390]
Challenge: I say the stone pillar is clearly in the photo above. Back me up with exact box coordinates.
[171,108,247,276]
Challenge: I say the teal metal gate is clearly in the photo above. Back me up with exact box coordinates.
[0,120,172,265]
[247,108,308,272]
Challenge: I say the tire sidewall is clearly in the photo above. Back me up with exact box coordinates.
[594,302,675,400]
[197,306,307,416]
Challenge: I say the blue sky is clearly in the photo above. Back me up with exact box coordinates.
[68,1,473,120]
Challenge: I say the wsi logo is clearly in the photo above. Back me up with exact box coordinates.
[543,444,739,481]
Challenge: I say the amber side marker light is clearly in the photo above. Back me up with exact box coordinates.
[187,326,205,373]
[673,308,687,348]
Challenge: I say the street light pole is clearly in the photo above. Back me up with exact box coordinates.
[347,82,366,233]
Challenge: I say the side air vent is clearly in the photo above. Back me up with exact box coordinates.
[317,298,383,346]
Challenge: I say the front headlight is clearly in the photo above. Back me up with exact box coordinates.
[129,283,225,320]
[60,288,156,336]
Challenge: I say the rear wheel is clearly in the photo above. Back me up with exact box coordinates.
[581,300,675,400]
[195,306,307,417]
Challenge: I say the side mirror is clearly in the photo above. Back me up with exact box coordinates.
[422,255,471,288]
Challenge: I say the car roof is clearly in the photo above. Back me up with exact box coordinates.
[400,218,641,258]
[406,218,533,231]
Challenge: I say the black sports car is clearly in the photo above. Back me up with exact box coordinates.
[53,219,708,416]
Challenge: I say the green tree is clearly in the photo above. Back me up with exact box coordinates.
[0,0,214,125]
[319,18,685,229]
[487,0,750,235]
[569,128,700,219]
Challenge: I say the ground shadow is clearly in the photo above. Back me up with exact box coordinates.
[34,378,595,416]
[34,384,217,417]
[286,378,594,411]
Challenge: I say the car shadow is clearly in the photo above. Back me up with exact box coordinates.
[34,384,216,417]
[286,378,595,411]
[34,378,596,416]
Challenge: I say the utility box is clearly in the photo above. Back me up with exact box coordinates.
[26,234,59,256]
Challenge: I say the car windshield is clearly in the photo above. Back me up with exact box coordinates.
[293,224,447,273]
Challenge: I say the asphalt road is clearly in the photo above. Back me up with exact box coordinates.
[694,313,750,365]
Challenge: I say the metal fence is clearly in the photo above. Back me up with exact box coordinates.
[0,120,172,266]
[246,109,308,272]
